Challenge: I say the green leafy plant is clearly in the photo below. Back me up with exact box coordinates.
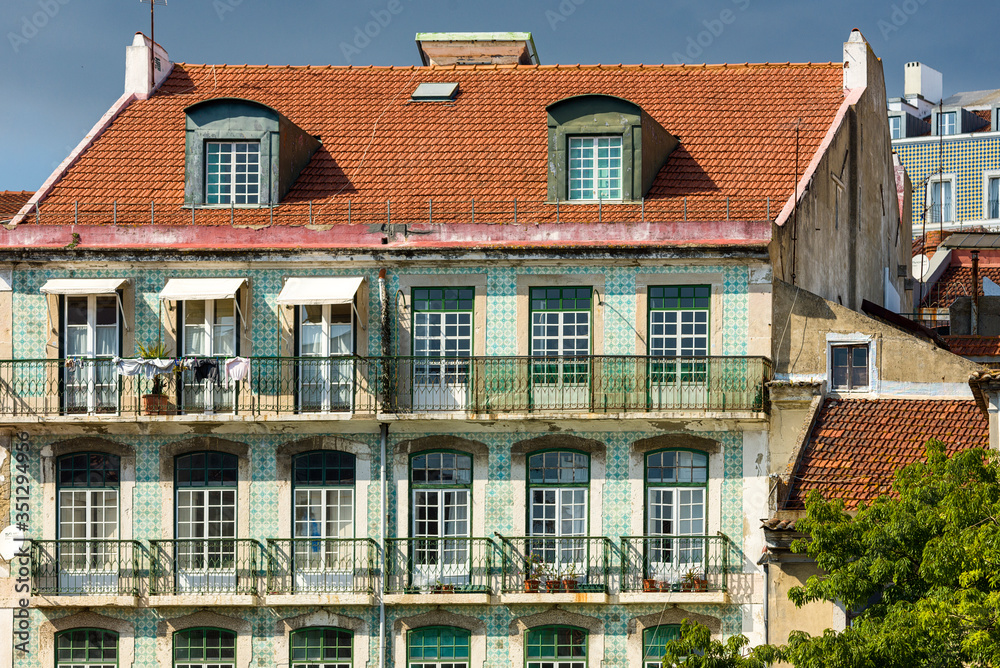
[137,341,169,394]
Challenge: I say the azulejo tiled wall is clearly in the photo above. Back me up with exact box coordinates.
[894,134,1000,227]
[12,264,750,359]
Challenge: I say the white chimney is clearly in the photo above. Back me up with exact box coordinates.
[904,62,942,104]
[125,32,172,100]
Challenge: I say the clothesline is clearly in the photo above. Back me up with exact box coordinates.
[110,356,251,387]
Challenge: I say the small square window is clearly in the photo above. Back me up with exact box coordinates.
[206,141,260,205]
[831,344,869,391]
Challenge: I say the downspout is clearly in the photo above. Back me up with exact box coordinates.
[378,268,389,668]
[762,561,769,645]
[972,250,980,335]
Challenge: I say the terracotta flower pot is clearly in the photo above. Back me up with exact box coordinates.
[562,579,578,591]
[546,579,563,593]
[524,579,540,593]
[642,578,658,592]
[142,393,169,415]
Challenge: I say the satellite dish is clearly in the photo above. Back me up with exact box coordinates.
[0,525,26,561]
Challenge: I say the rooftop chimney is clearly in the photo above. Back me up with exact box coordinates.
[904,62,943,104]
[125,32,172,100]
[416,32,538,66]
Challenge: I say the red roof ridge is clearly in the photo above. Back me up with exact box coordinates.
[171,61,840,72]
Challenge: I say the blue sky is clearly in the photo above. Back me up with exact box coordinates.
[0,0,996,191]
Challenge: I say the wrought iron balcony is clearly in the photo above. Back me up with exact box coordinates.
[0,355,770,419]
[148,539,262,596]
[266,538,377,595]
[619,535,731,593]
[384,537,495,594]
[30,539,142,597]
[497,535,612,594]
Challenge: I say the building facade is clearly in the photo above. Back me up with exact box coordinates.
[0,29,905,668]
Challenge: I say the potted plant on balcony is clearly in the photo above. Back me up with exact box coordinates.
[561,566,579,592]
[681,569,708,592]
[138,341,170,415]
[523,553,543,593]
[545,569,563,593]
[642,577,659,592]
[432,579,456,594]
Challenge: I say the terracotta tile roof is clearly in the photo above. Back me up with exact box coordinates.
[972,108,994,132]
[784,398,988,509]
[0,191,33,218]
[761,518,799,531]
[922,264,1000,308]
[25,61,845,225]
[943,335,1000,357]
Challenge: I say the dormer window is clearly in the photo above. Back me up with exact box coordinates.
[889,116,901,140]
[206,142,260,205]
[939,111,957,136]
[546,95,676,203]
[184,98,319,207]
[569,137,622,201]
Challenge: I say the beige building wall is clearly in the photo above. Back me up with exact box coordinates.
[768,561,843,649]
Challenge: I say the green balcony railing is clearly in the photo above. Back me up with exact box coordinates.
[384,537,496,594]
[266,538,377,595]
[149,539,262,596]
[497,535,612,594]
[0,355,770,418]
[30,539,143,597]
[619,535,731,593]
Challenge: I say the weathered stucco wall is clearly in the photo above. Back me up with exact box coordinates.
[771,34,910,312]
[767,561,841,651]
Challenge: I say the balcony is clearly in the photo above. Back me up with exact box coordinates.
[0,355,770,424]
[148,538,262,605]
[29,539,142,606]
[384,537,495,604]
[618,535,731,603]
[497,535,612,603]
[265,538,377,606]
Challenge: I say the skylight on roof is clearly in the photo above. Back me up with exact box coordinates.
[412,82,459,101]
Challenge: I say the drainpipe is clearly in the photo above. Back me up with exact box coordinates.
[972,251,980,335]
[377,268,389,668]
[762,561,769,645]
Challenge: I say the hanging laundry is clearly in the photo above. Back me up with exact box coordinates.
[190,358,221,383]
[143,358,176,378]
[224,357,251,386]
[114,357,145,377]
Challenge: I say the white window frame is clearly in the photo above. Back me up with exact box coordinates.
[925,174,957,224]
[568,135,623,201]
[888,115,902,140]
[825,334,877,395]
[938,111,957,136]
[182,299,238,358]
[205,141,261,205]
[982,170,1000,220]
[297,304,355,412]
[63,294,120,413]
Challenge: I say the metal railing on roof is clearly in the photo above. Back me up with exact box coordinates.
[13,196,776,226]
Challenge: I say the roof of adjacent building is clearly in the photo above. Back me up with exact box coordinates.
[943,88,1000,109]
[784,398,988,509]
[0,191,33,219]
[26,61,845,225]
[943,335,1000,357]
[922,264,1000,308]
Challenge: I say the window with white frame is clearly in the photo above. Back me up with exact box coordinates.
[928,178,953,223]
[530,287,591,405]
[292,451,355,585]
[173,629,236,668]
[63,295,119,413]
[988,177,1000,220]
[206,141,260,205]
[524,626,587,668]
[410,452,472,587]
[938,111,957,136]
[889,116,901,140]
[830,343,870,391]
[569,136,622,200]
[57,453,120,592]
[412,287,474,410]
[298,304,354,412]
[290,628,353,668]
[528,451,588,576]
[180,299,238,412]
[175,452,238,591]
[644,450,707,584]
[56,629,118,668]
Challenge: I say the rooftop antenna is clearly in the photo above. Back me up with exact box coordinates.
[139,0,167,92]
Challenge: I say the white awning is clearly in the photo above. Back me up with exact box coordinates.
[277,277,365,305]
[159,278,247,301]
[40,278,129,295]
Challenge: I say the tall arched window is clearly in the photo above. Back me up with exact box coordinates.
[642,625,681,668]
[292,451,356,589]
[56,629,118,668]
[175,452,238,591]
[173,629,236,668]
[410,451,471,587]
[645,449,707,583]
[57,453,120,593]
[525,626,587,668]
[407,627,470,668]
[290,627,353,668]
[527,451,589,579]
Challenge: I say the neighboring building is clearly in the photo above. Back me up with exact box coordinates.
[0,29,905,668]
[890,62,1000,238]
[0,192,33,224]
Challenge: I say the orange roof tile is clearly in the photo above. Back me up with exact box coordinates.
[28,61,845,225]
[923,264,1000,308]
[943,335,1000,357]
[0,191,33,218]
[785,398,988,509]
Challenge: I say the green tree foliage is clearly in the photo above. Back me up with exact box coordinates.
[661,440,1000,667]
